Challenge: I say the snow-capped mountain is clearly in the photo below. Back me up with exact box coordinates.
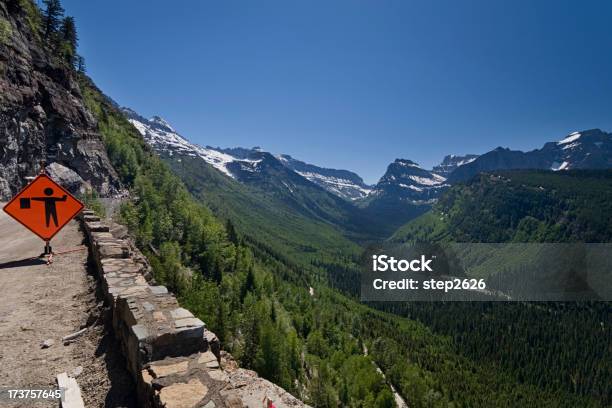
[370,159,448,204]
[122,107,612,239]
[447,129,612,183]
[276,155,372,200]
[123,108,243,178]
[432,154,479,176]
[541,129,612,170]
[122,108,372,200]
[123,106,612,205]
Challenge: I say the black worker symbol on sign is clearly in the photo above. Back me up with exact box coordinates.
[20,188,68,228]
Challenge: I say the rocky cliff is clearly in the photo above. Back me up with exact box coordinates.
[0,0,121,200]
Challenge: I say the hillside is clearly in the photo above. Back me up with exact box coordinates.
[276,154,372,200]
[385,170,612,406]
[122,108,376,255]
[394,170,612,243]
[160,150,365,270]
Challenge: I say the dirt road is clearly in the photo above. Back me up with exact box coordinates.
[0,207,135,407]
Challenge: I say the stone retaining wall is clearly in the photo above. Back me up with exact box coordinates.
[80,209,309,408]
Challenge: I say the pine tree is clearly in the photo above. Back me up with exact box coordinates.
[256,321,280,382]
[212,257,223,285]
[60,16,76,47]
[226,219,239,245]
[270,301,276,322]
[59,16,77,65]
[240,266,255,302]
[42,0,64,40]
[241,303,260,369]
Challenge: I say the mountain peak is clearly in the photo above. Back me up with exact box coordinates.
[150,115,175,132]
[394,158,420,168]
[373,157,448,205]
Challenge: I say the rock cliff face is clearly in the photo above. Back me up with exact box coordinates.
[0,1,121,200]
[371,159,448,204]
[432,154,479,176]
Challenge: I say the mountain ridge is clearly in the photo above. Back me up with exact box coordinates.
[448,129,612,182]
[122,108,612,202]
[122,108,374,201]
[122,108,612,240]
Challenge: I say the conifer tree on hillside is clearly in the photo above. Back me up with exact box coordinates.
[60,16,76,54]
[42,0,64,39]
[226,219,239,245]
[240,266,255,302]
[60,16,76,46]
[59,16,77,65]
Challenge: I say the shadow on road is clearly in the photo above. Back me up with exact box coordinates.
[0,257,46,270]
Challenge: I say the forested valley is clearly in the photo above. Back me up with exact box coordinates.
[80,72,610,407]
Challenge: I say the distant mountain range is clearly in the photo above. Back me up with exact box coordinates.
[122,107,612,236]
[123,108,372,201]
[122,107,457,203]
[448,129,612,183]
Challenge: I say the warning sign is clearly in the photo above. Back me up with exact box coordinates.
[3,174,84,241]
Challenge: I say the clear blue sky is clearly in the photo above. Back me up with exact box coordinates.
[60,0,612,184]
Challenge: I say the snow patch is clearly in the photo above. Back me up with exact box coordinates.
[557,132,581,145]
[397,161,420,168]
[551,161,570,171]
[562,142,580,150]
[296,171,372,199]
[456,157,477,166]
[281,181,294,193]
[408,174,446,186]
[399,183,423,191]
[128,117,237,178]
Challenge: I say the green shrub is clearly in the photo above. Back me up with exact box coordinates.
[18,0,42,42]
[0,18,12,45]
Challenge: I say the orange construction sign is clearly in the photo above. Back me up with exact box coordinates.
[3,173,84,241]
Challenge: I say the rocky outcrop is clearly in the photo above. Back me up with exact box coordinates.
[80,209,309,408]
[371,159,448,204]
[0,1,121,200]
[45,162,90,195]
[432,154,479,177]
